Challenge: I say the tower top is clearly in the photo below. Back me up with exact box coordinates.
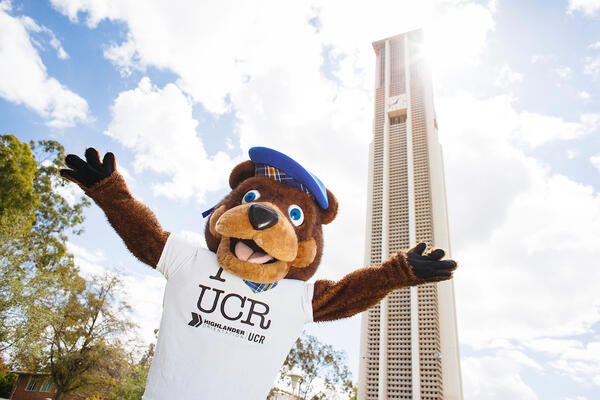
[371,28,424,51]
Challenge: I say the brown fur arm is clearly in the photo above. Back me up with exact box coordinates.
[85,173,170,267]
[312,252,422,322]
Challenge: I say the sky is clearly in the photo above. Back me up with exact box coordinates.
[1,0,600,398]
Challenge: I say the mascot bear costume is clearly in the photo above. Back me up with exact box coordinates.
[60,146,457,399]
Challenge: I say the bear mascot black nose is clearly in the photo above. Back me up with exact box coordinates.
[249,204,279,230]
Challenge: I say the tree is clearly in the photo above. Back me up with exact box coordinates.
[7,272,134,400]
[41,274,134,400]
[0,135,39,349]
[113,342,155,400]
[0,135,137,399]
[271,334,355,400]
[0,134,89,353]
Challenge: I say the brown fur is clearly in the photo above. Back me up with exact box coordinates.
[85,173,169,267]
[290,238,317,268]
[311,251,420,322]
[228,160,255,189]
[205,172,338,282]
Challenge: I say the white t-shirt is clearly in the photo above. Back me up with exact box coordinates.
[143,234,314,400]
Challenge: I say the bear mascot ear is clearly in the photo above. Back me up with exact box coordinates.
[229,160,255,189]
[320,189,338,225]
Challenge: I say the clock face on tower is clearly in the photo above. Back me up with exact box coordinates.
[387,94,407,118]
[388,94,407,109]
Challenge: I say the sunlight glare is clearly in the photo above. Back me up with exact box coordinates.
[422,3,495,78]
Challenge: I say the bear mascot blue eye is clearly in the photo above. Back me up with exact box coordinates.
[288,205,304,226]
[242,190,260,203]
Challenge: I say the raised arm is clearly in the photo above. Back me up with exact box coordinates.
[312,243,457,322]
[60,148,169,268]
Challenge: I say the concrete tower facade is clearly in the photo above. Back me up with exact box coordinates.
[357,30,462,400]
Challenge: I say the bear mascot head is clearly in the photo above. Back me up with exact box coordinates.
[204,147,338,284]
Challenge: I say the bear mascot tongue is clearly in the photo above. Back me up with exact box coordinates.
[59,145,457,400]
[234,239,274,264]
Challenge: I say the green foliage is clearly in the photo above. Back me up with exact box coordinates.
[0,135,139,399]
[0,134,39,238]
[0,135,90,354]
[44,275,135,400]
[274,333,355,400]
[112,343,154,400]
[0,357,17,398]
[0,371,16,398]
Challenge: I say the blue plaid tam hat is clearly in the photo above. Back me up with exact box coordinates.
[254,164,311,196]
[249,147,329,209]
[201,147,330,218]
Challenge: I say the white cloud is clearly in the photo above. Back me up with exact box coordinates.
[462,350,540,400]
[0,2,89,128]
[106,77,236,202]
[52,0,322,115]
[20,15,69,59]
[53,175,86,206]
[517,112,599,148]
[103,35,142,77]
[567,0,600,15]
[49,0,496,115]
[437,93,600,352]
[528,338,600,368]
[589,41,600,49]
[526,338,584,357]
[555,65,572,79]
[425,94,532,246]
[524,338,600,385]
[437,95,598,151]
[425,1,496,74]
[495,63,523,88]
[551,357,600,384]
[590,154,600,172]
[117,164,135,186]
[48,0,120,27]
[310,0,496,87]
[455,172,600,346]
[68,241,107,270]
[578,91,591,101]
[567,149,579,159]
[584,56,600,80]
[531,53,552,64]
[119,271,165,346]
